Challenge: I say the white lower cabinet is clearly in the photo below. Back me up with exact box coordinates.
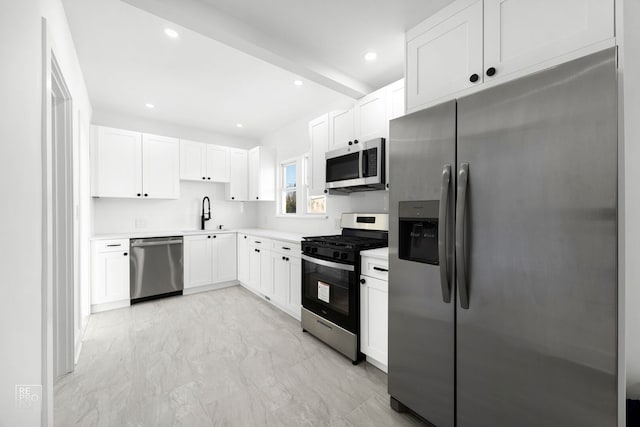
[360,253,389,372]
[239,235,302,320]
[91,239,130,312]
[184,233,237,291]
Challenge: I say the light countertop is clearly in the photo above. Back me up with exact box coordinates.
[91,228,307,244]
[360,247,389,260]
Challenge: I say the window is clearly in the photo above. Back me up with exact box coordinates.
[282,162,297,214]
[279,154,326,216]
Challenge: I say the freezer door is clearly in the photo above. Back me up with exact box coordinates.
[456,48,617,426]
[388,100,456,427]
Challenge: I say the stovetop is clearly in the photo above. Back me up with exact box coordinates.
[303,234,387,250]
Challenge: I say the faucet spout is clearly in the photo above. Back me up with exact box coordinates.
[201,196,211,230]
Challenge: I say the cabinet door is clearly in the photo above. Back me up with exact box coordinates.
[406,0,483,111]
[184,235,213,289]
[212,234,237,283]
[248,247,261,291]
[309,114,329,196]
[206,144,230,182]
[260,250,274,297]
[272,254,290,306]
[92,126,142,198]
[355,87,387,142]
[386,79,406,121]
[142,134,180,199]
[227,149,248,201]
[329,108,355,150]
[180,140,206,182]
[360,275,388,366]
[237,234,250,284]
[288,257,302,318]
[92,250,130,305]
[248,147,260,200]
[484,0,614,82]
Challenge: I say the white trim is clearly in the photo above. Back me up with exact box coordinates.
[365,357,388,374]
[90,299,130,314]
[182,280,239,295]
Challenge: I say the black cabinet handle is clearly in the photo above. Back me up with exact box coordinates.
[256,197,259,200]
[373,266,388,272]
[207,177,211,180]
[123,252,128,256]
[324,189,328,194]
[144,193,148,197]
[486,67,496,77]
[360,278,366,284]
[244,236,247,239]
[354,139,359,144]
[255,249,260,253]
[282,247,290,251]
[255,241,261,244]
[137,193,141,197]
[469,73,479,83]
[213,235,217,238]
[282,256,285,260]
[202,177,206,180]
[348,141,353,146]
[286,257,289,261]
[207,235,211,239]
[231,196,235,200]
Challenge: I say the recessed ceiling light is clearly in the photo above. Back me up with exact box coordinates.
[145,103,155,109]
[236,123,243,128]
[164,28,179,39]
[293,80,303,86]
[364,51,378,62]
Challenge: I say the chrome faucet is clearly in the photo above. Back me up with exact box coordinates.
[201,196,211,230]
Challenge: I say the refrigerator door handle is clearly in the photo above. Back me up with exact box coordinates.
[438,164,452,303]
[456,163,470,309]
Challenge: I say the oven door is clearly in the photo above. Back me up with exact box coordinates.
[301,255,358,333]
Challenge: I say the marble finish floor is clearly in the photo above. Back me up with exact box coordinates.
[55,285,425,426]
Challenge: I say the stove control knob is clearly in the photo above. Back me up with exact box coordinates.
[333,251,340,259]
[311,247,318,254]
[341,253,348,260]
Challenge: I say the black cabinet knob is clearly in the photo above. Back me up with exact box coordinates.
[348,141,353,146]
[255,249,260,253]
[324,189,328,194]
[207,177,211,180]
[123,252,128,256]
[231,196,235,200]
[282,256,285,260]
[360,278,366,284]
[207,235,211,238]
[354,139,359,144]
[256,197,259,200]
[469,73,479,83]
[137,193,141,197]
[244,236,247,239]
[202,177,206,180]
[286,257,289,261]
[144,193,148,197]
[213,235,217,238]
[486,67,496,77]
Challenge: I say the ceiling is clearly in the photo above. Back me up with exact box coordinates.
[63,0,453,139]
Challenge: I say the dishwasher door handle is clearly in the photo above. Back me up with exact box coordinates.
[131,240,182,247]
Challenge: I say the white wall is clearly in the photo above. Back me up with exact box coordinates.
[620,0,640,401]
[257,110,388,236]
[93,181,259,234]
[0,0,92,425]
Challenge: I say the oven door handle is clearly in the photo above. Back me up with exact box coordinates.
[302,255,355,272]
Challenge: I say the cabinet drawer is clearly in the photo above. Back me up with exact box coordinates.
[361,256,389,281]
[248,236,271,250]
[271,240,301,257]
[93,239,129,253]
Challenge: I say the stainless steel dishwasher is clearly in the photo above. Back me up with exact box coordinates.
[130,236,183,303]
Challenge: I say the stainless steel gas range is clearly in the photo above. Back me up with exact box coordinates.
[301,213,388,364]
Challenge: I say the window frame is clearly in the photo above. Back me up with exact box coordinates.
[277,154,327,218]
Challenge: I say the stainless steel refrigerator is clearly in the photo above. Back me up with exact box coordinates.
[388,48,618,427]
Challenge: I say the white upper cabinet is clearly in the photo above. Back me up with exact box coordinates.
[328,108,355,150]
[406,0,484,112]
[309,113,329,196]
[248,146,275,201]
[355,86,388,142]
[206,144,230,182]
[483,0,614,81]
[91,126,179,199]
[226,148,249,201]
[142,133,180,199]
[406,0,615,112]
[91,126,142,198]
[386,79,406,121]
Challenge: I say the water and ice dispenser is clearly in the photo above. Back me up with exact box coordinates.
[398,201,440,265]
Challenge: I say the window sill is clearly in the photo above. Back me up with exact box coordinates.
[275,214,329,220]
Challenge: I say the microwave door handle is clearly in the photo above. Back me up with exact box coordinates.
[438,164,452,303]
[362,150,368,177]
[358,151,364,178]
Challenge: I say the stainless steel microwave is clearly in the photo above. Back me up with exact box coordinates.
[325,138,385,194]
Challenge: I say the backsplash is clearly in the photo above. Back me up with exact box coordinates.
[92,181,259,234]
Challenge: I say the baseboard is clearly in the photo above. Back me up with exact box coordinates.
[91,299,130,313]
[238,282,301,322]
[365,356,388,374]
[183,281,240,295]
